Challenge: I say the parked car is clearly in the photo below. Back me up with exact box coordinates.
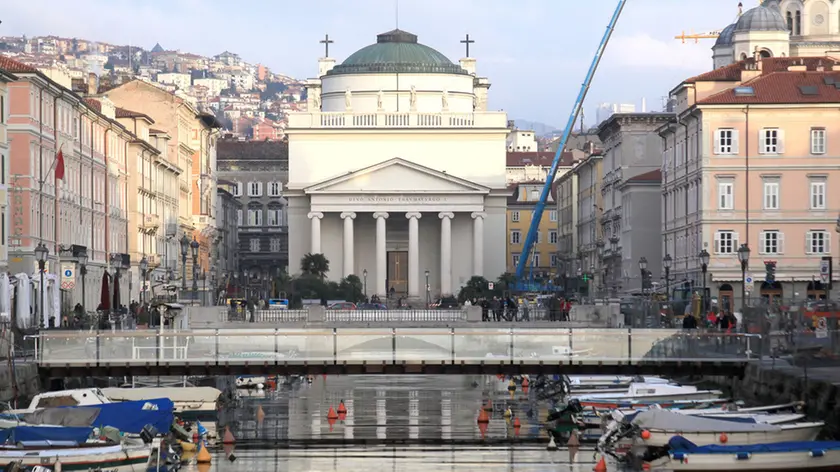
[327,302,356,310]
[430,297,459,309]
[357,303,387,310]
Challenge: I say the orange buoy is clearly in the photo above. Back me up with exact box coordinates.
[521,377,529,388]
[192,431,199,443]
[483,399,493,411]
[337,401,347,420]
[477,409,490,424]
[593,456,607,472]
[719,433,728,443]
[640,429,651,440]
[642,463,651,471]
[478,420,488,438]
[327,406,339,420]
[222,426,236,444]
[256,405,266,424]
[196,440,212,464]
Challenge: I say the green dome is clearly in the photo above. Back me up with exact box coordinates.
[326,30,468,76]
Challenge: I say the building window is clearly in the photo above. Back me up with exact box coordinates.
[267,209,282,226]
[807,230,830,254]
[510,211,520,222]
[533,254,541,267]
[714,230,738,254]
[510,230,521,244]
[760,230,783,254]
[248,181,262,197]
[810,181,826,210]
[811,128,826,154]
[512,254,520,266]
[249,238,260,252]
[268,182,282,197]
[236,209,242,226]
[233,182,243,197]
[763,181,779,210]
[760,128,783,154]
[247,208,262,226]
[269,238,281,252]
[550,254,559,267]
[549,210,558,222]
[714,128,738,154]
[536,231,542,244]
[549,230,558,244]
[718,182,734,210]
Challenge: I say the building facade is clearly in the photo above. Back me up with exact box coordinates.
[0,67,15,270]
[286,29,509,298]
[217,140,289,280]
[215,184,240,292]
[555,167,579,290]
[597,113,672,294]
[505,182,558,277]
[661,55,840,311]
[574,154,603,295]
[617,170,663,294]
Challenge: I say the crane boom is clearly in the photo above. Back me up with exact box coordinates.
[513,0,627,288]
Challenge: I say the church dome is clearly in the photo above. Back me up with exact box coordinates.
[326,29,468,76]
[734,0,788,33]
[714,23,736,47]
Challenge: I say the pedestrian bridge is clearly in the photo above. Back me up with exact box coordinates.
[34,328,759,377]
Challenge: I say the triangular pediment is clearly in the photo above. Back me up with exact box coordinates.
[305,158,490,194]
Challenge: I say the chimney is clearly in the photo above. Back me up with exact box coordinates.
[87,72,97,95]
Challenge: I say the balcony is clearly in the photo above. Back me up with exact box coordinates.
[287,111,508,129]
[140,214,160,231]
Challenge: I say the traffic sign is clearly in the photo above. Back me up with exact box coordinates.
[60,262,76,290]
[817,316,828,339]
[488,282,494,290]
[821,259,831,283]
[745,276,753,284]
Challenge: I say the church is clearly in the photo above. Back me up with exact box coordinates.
[285,29,509,299]
[713,0,840,68]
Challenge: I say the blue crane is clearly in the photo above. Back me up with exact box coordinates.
[513,0,627,292]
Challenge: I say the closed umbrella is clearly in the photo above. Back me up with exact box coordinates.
[100,271,111,312]
[112,274,121,311]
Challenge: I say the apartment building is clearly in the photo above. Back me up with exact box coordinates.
[0,67,15,270]
[661,55,840,311]
[555,167,579,288]
[506,182,558,277]
[573,154,603,296]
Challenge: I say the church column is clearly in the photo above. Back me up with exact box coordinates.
[341,212,356,277]
[406,212,422,297]
[307,212,324,254]
[439,212,454,295]
[471,212,486,276]
[373,212,389,296]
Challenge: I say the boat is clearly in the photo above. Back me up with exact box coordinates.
[235,375,268,389]
[579,402,806,429]
[102,386,221,423]
[645,436,840,471]
[0,426,164,471]
[13,388,112,412]
[599,410,824,450]
[574,383,723,403]
[579,398,732,411]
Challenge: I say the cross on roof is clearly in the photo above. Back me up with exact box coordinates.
[460,34,475,58]
[320,34,334,57]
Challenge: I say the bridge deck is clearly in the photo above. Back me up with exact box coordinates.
[34,328,758,377]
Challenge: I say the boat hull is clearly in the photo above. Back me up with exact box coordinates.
[636,423,823,448]
[650,449,840,471]
[0,444,151,471]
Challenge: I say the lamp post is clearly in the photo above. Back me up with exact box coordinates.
[737,244,751,310]
[109,253,122,320]
[425,269,430,308]
[190,237,199,303]
[663,253,672,301]
[139,256,149,307]
[179,235,189,291]
[609,236,619,296]
[698,249,710,313]
[595,239,605,297]
[78,248,88,314]
[638,257,648,295]
[362,269,368,298]
[34,243,48,329]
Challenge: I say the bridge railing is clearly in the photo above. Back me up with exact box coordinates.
[34,328,760,367]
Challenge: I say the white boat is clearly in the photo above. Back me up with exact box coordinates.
[601,410,823,449]
[102,386,221,438]
[646,438,840,471]
[569,376,671,387]
[235,375,268,389]
[11,388,112,414]
[574,383,723,403]
[0,438,159,471]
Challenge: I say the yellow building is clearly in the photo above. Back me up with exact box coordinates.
[506,181,559,277]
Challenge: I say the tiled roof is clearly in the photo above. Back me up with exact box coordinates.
[625,169,662,184]
[83,98,101,113]
[115,107,153,122]
[506,151,574,167]
[685,57,836,84]
[699,70,840,104]
[0,55,38,73]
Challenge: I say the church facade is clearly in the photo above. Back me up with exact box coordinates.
[713,0,840,68]
[285,30,509,299]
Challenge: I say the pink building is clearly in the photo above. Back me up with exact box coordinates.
[1,55,129,312]
[662,56,840,312]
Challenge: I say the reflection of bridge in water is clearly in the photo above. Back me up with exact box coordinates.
[34,328,759,377]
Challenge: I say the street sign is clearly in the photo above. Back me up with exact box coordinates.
[745,276,753,284]
[488,282,494,290]
[816,316,828,339]
[820,259,831,284]
[60,263,76,290]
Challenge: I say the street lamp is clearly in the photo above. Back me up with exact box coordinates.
[362,269,368,298]
[139,256,149,307]
[663,253,672,300]
[78,248,88,314]
[179,234,189,290]
[737,244,751,309]
[698,249,710,313]
[638,257,648,294]
[34,243,48,329]
[609,236,619,296]
[190,237,199,303]
[425,269,430,308]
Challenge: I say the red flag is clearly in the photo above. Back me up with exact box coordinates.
[54,148,65,181]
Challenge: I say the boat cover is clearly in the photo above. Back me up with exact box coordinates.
[0,426,93,444]
[83,398,174,433]
[631,410,781,433]
[19,407,101,427]
[668,436,840,454]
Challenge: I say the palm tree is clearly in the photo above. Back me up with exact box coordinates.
[300,253,330,279]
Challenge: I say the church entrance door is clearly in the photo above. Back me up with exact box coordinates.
[387,251,408,296]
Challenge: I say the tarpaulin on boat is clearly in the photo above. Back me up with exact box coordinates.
[0,426,93,444]
[84,398,175,434]
[668,436,840,454]
[20,406,101,427]
[632,410,781,433]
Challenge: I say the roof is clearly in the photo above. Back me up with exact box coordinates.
[327,30,467,76]
[624,169,662,184]
[507,151,575,167]
[115,107,154,122]
[83,98,101,113]
[698,63,840,105]
[734,0,787,33]
[684,56,835,84]
[0,55,37,73]
[714,23,736,47]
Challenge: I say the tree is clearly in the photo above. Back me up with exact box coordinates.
[300,253,330,279]
[457,276,491,303]
[339,275,364,303]
[495,273,517,295]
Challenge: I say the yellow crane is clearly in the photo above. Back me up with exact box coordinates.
[674,1,751,43]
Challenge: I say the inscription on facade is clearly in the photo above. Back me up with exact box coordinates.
[347,195,448,203]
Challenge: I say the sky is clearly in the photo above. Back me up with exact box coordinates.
[3,0,752,127]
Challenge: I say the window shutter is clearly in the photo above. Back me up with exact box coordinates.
[713,131,721,155]
[257,182,263,196]
[714,231,721,253]
[731,130,740,154]
[826,232,832,254]
[758,130,766,154]
[758,232,766,254]
[733,232,740,251]
[778,232,785,254]
[805,231,813,254]
[776,129,785,154]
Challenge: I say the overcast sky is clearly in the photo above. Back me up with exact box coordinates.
[3,0,750,127]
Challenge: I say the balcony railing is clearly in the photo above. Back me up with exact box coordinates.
[288,111,508,129]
